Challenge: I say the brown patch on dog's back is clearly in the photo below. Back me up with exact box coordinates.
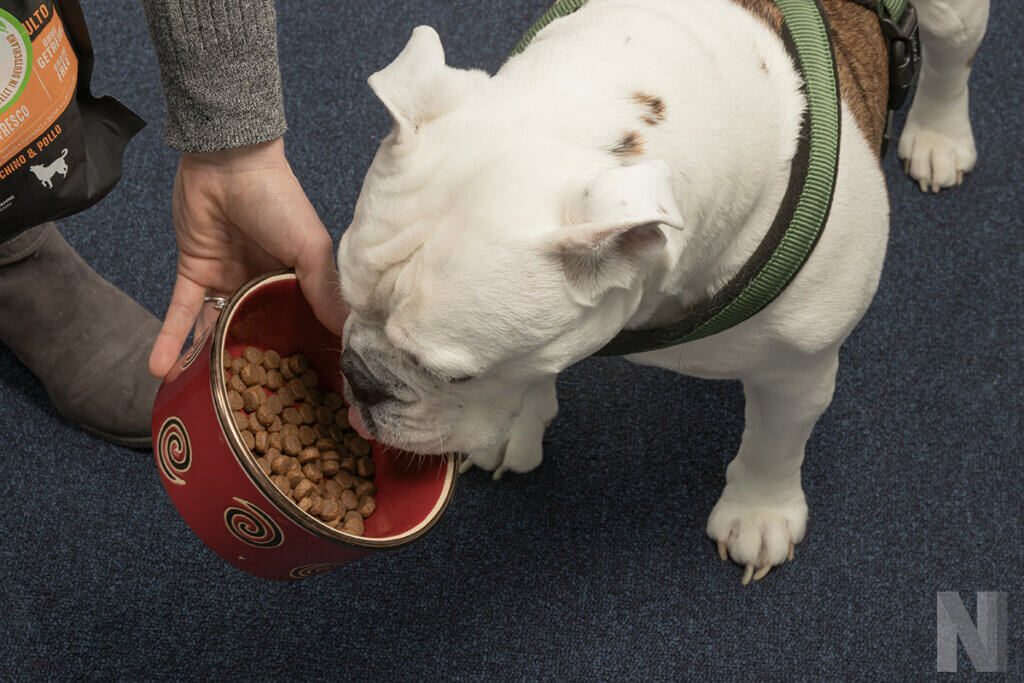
[731,0,890,157]
[611,130,645,158]
[824,0,889,153]
[732,0,784,32]
[632,92,666,125]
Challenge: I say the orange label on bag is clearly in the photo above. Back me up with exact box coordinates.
[0,3,77,169]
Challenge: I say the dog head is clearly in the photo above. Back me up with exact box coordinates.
[339,27,685,453]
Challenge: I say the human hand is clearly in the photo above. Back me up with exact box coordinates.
[149,138,345,378]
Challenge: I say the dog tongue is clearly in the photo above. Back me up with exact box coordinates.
[348,405,374,440]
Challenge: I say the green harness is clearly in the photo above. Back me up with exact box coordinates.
[510,0,918,356]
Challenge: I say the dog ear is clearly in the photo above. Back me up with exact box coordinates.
[368,26,488,145]
[554,160,685,305]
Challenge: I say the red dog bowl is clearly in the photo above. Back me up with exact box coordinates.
[151,271,457,581]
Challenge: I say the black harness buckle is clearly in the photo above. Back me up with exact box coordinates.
[881,3,922,111]
[879,3,922,155]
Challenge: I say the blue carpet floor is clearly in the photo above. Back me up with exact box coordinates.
[1,1,1021,679]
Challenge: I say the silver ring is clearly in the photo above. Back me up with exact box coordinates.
[203,296,229,311]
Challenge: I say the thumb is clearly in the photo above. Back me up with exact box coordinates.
[293,228,348,337]
[150,272,205,377]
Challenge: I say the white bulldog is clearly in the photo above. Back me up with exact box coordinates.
[338,0,989,582]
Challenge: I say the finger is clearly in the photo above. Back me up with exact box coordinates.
[192,296,227,342]
[150,274,206,378]
[293,229,347,336]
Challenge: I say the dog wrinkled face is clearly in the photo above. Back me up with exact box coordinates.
[339,27,685,454]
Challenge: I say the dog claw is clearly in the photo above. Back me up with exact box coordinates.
[956,170,964,185]
[919,178,929,193]
[717,540,728,561]
[741,564,754,585]
[788,543,795,562]
[753,565,771,581]
[458,457,473,474]
[492,467,508,480]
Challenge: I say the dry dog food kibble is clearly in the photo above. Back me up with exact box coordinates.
[298,446,319,464]
[224,348,377,535]
[263,350,282,369]
[229,375,247,393]
[341,510,364,536]
[289,354,309,375]
[242,386,265,412]
[254,430,269,453]
[339,488,358,511]
[282,433,302,456]
[287,378,307,400]
[356,495,377,518]
[286,466,305,486]
[276,386,294,406]
[298,425,317,447]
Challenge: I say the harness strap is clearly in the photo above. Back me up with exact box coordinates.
[879,0,907,22]
[599,0,842,354]
[510,0,589,57]
[508,0,842,356]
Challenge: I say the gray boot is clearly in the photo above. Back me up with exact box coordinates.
[0,223,163,449]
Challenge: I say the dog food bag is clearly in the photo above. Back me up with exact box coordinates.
[0,0,143,240]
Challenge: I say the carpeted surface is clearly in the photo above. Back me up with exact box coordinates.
[1,1,1020,679]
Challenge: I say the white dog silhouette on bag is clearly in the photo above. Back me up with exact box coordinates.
[28,148,69,189]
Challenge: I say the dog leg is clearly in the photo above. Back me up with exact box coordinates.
[898,0,989,192]
[706,351,838,584]
[461,377,558,478]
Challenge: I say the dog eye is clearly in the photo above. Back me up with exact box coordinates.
[448,375,473,384]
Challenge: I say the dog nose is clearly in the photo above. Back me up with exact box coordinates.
[341,348,391,407]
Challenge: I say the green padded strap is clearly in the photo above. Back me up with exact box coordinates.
[510,0,589,57]
[665,0,840,344]
[600,0,841,353]
[879,0,907,22]
[510,0,842,355]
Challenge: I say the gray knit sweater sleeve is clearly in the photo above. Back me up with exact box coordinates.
[141,0,287,153]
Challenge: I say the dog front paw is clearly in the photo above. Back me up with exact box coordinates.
[898,95,977,193]
[460,413,547,479]
[460,379,557,479]
[459,445,504,474]
[706,485,808,584]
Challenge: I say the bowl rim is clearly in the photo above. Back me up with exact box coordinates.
[209,270,458,549]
